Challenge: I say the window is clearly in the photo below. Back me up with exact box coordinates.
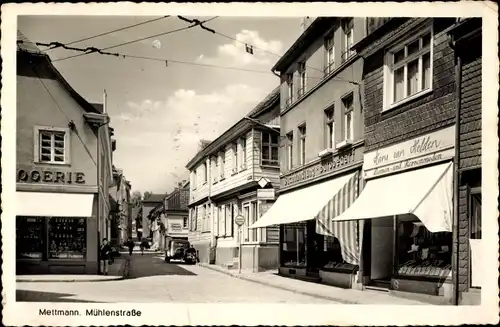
[469,192,481,288]
[35,127,70,164]
[211,156,218,183]
[261,132,279,166]
[232,143,238,172]
[287,132,294,170]
[298,62,307,97]
[192,171,197,189]
[386,30,432,107]
[325,34,335,74]
[286,74,294,107]
[325,107,335,149]
[202,163,208,183]
[282,224,306,267]
[244,204,250,242]
[225,204,232,237]
[342,18,354,61]
[240,137,247,169]
[396,216,452,278]
[220,151,225,179]
[16,217,44,259]
[49,218,86,259]
[251,202,258,242]
[299,124,306,165]
[183,217,188,229]
[343,94,354,141]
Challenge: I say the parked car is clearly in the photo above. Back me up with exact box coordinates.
[165,239,193,264]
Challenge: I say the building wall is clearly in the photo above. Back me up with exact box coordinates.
[363,19,456,151]
[142,202,161,238]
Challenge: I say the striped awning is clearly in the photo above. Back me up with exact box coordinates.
[315,172,362,265]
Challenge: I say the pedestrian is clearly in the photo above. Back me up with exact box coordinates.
[99,238,112,275]
[140,239,149,255]
[125,238,135,256]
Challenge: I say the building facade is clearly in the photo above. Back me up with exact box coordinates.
[186,88,281,271]
[141,193,166,242]
[160,181,190,250]
[253,17,367,287]
[110,167,132,246]
[16,32,115,275]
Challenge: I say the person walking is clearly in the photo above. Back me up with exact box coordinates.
[99,238,112,275]
[125,238,135,256]
[140,239,149,255]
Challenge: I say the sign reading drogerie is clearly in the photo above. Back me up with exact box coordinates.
[17,169,85,184]
[363,125,456,179]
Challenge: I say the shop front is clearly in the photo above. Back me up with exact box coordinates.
[15,168,99,275]
[251,146,364,288]
[333,125,456,300]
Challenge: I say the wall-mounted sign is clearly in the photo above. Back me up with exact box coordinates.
[281,147,362,189]
[17,169,85,184]
[363,125,456,179]
[257,188,276,200]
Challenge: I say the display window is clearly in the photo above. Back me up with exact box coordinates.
[16,217,44,259]
[282,223,306,267]
[322,236,359,271]
[397,216,452,278]
[48,218,86,259]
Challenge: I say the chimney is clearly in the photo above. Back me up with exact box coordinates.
[300,16,312,33]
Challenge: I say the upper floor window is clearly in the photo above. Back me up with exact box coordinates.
[325,34,335,75]
[35,127,70,164]
[202,162,208,183]
[240,137,247,169]
[220,151,226,179]
[343,94,354,141]
[299,124,306,165]
[183,217,188,229]
[342,18,354,62]
[386,29,432,108]
[298,62,307,97]
[192,171,197,189]
[211,156,218,183]
[325,107,335,149]
[232,143,238,173]
[286,132,294,170]
[261,132,279,166]
[286,74,294,107]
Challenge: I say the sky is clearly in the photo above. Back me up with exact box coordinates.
[18,15,303,194]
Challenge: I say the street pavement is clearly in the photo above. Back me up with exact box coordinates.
[16,253,335,303]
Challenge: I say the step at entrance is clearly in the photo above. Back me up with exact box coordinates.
[365,285,390,293]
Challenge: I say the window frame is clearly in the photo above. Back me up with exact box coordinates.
[286,131,294,170]
[202,162,208,184]
[232,142,238,173]
[342,93,354,141]
[34,126,71,165]
[298,124,307,166]
[383,25,434,111]
[240,137,247,170]
[285,74,294,108]
[341,18,355,62]
[219,151,226,179]
[325,106,336,149]
[298,62,307,98]
[261,131,279,167]
[324,34,335,75]
[183,217,188,229]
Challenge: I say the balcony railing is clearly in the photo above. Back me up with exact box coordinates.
[324,62,335,76]
[285,96,294,108]
[341,49,355,62]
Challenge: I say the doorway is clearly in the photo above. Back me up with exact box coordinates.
[306,220,324,276]
[369,217,394,288]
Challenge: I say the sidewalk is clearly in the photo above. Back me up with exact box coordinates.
[17,257,129,283]
[199,263,434,305]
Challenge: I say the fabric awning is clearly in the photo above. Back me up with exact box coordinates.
[16,192,95,217]
[333,162,453,233]
[250,172,356,229]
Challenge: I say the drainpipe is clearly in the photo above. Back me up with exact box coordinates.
[449,32,462,306]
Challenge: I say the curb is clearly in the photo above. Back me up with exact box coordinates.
[16,276,124,283]
[198,263,359,304]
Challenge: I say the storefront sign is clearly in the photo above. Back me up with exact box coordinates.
[363,126,456,179]
[257,188,276,200]
[281,148,360,189]
[17,169,85,184]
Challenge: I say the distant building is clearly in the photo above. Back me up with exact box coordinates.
[15,31,115,275]
[110,168,132,246]
[160,181,190,250]
[186,87,281,270]
[141,193,166,240]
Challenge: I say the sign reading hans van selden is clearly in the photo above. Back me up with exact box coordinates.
[363,125,456,179]
[17,169,85,184]
[281,146,363,190]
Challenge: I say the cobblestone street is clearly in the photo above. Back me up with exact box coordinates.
[16,253,335,303]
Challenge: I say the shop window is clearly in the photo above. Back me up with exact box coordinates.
[16,216,44,259]
[34,126,70,164]
[322,236,359,271]
[384,28,432,109]
[282,224,306,267]
[261,132,279,166]
[397,217,452,278]
[48,218,86,259]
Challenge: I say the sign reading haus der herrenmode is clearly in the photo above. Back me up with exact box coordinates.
[280,146,363,190]
[363,125,456,179]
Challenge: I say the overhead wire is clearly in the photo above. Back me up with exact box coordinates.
[46,15,171,50]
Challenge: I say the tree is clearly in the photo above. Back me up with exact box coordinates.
[131,191,142,208]
[143,191,152,201]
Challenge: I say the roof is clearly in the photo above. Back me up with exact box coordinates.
[185,87,280,170]
[272,17,335,73]
[142,193,166,203]
[17,30,102,115]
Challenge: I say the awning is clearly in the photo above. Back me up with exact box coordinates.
[333,162,453,233]
[250,172,356,229]
[16,192,95,217]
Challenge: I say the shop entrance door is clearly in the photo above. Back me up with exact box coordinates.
[369,217,394,288]
[306,220,323,276]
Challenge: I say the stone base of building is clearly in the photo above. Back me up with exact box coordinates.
[16,260,98,275]
[191,241,212,264]
[216,244,279,271]
[279,266,307,278]
[320,270,360,289]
